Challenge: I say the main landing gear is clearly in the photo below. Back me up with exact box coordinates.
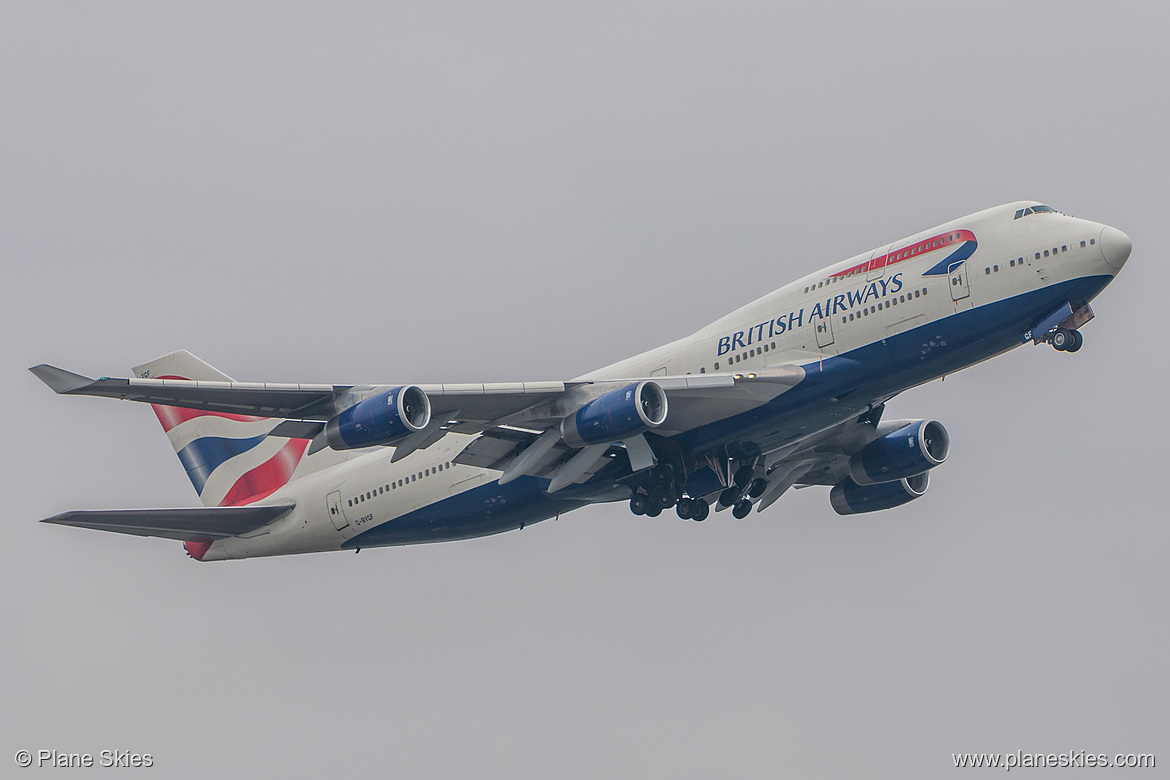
[629,489,710,521]
[628,461,712,521]
[1049,327,1083,353]
[627,439,767,523]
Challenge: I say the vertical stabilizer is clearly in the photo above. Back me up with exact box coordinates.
[133,351,311,507]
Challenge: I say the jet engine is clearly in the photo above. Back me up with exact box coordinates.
[561,381,668,448]
[829,472,929,515]
[324,386,431,450]
[849,419,949,486]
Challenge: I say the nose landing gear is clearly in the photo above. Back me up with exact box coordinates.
[1049,327,1083,352]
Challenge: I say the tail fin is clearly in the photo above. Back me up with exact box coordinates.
[134,351,311,507]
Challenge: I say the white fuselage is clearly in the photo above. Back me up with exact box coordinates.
[204,201,1129,560]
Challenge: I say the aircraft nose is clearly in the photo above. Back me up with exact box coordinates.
[1099,226,1132,270]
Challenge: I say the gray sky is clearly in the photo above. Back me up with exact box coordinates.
[2,3,1166,778]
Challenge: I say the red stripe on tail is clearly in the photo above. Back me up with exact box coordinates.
[218,439,310,507]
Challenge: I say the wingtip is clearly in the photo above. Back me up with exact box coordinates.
[29,364,95,394]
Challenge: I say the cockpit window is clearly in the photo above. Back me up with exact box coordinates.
[1014,205,1059,219]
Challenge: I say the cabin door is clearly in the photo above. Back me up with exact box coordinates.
[326,490,348,531]
[814,312,835,349]
[948,261,970,301]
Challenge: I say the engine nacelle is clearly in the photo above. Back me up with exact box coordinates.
[324,386,431,450]
[561,381,668,448]
[849,419,949,486]
[830,472,929,515]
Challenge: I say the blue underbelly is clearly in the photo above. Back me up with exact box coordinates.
[342,475,584,549]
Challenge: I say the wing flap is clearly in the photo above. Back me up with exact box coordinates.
[41,504,295,542]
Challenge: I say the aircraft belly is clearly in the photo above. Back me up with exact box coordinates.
[342,475,585,548]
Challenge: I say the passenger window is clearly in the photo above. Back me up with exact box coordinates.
[1080,240,1086,248]
[700,367,705,373]
[714,362,719,370]
[1044,250,1049,257]
[993,265,998,272]
[1062,245,1067,252]
[1036,252,1041,259]
[1090,238,1095,245]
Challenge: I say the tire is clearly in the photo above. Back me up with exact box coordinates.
[691,499,710,522]
[645,505,662,518]
[732,499,753,519]
[629,494,648,516]
[748,478,768,499]
[652,486,675,509]
[675,498,693,520]
[1067,329,1083,352]
[719,487,741,507]
[1051,328,1071,351]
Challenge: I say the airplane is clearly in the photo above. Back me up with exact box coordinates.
[31,201,1131,561]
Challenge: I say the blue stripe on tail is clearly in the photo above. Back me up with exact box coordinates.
[176,435,268,494]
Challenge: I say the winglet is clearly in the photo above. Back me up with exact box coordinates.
[29,364,96,394]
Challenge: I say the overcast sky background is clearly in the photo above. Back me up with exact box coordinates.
[2,3,1167,778]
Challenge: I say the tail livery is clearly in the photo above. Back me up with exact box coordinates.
[133,351,309,508]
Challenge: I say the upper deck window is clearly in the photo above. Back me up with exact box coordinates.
[1014,205,1059,219]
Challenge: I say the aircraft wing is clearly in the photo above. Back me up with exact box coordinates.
[29,361,807,437]
[41,504,295,542]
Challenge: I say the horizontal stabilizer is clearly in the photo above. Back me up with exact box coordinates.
[42,504,295,542]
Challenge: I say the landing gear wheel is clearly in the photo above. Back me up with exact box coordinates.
[747,478,768,499]
[675,498,694,520]
[1050,328,1072,351]
[645,504,662,518]
[732,499,753,519]
[719,487,741,507]
[629,494,648,516]
[1067,329,1083,352]
[652,486,675,510]
[691,499,710,522]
